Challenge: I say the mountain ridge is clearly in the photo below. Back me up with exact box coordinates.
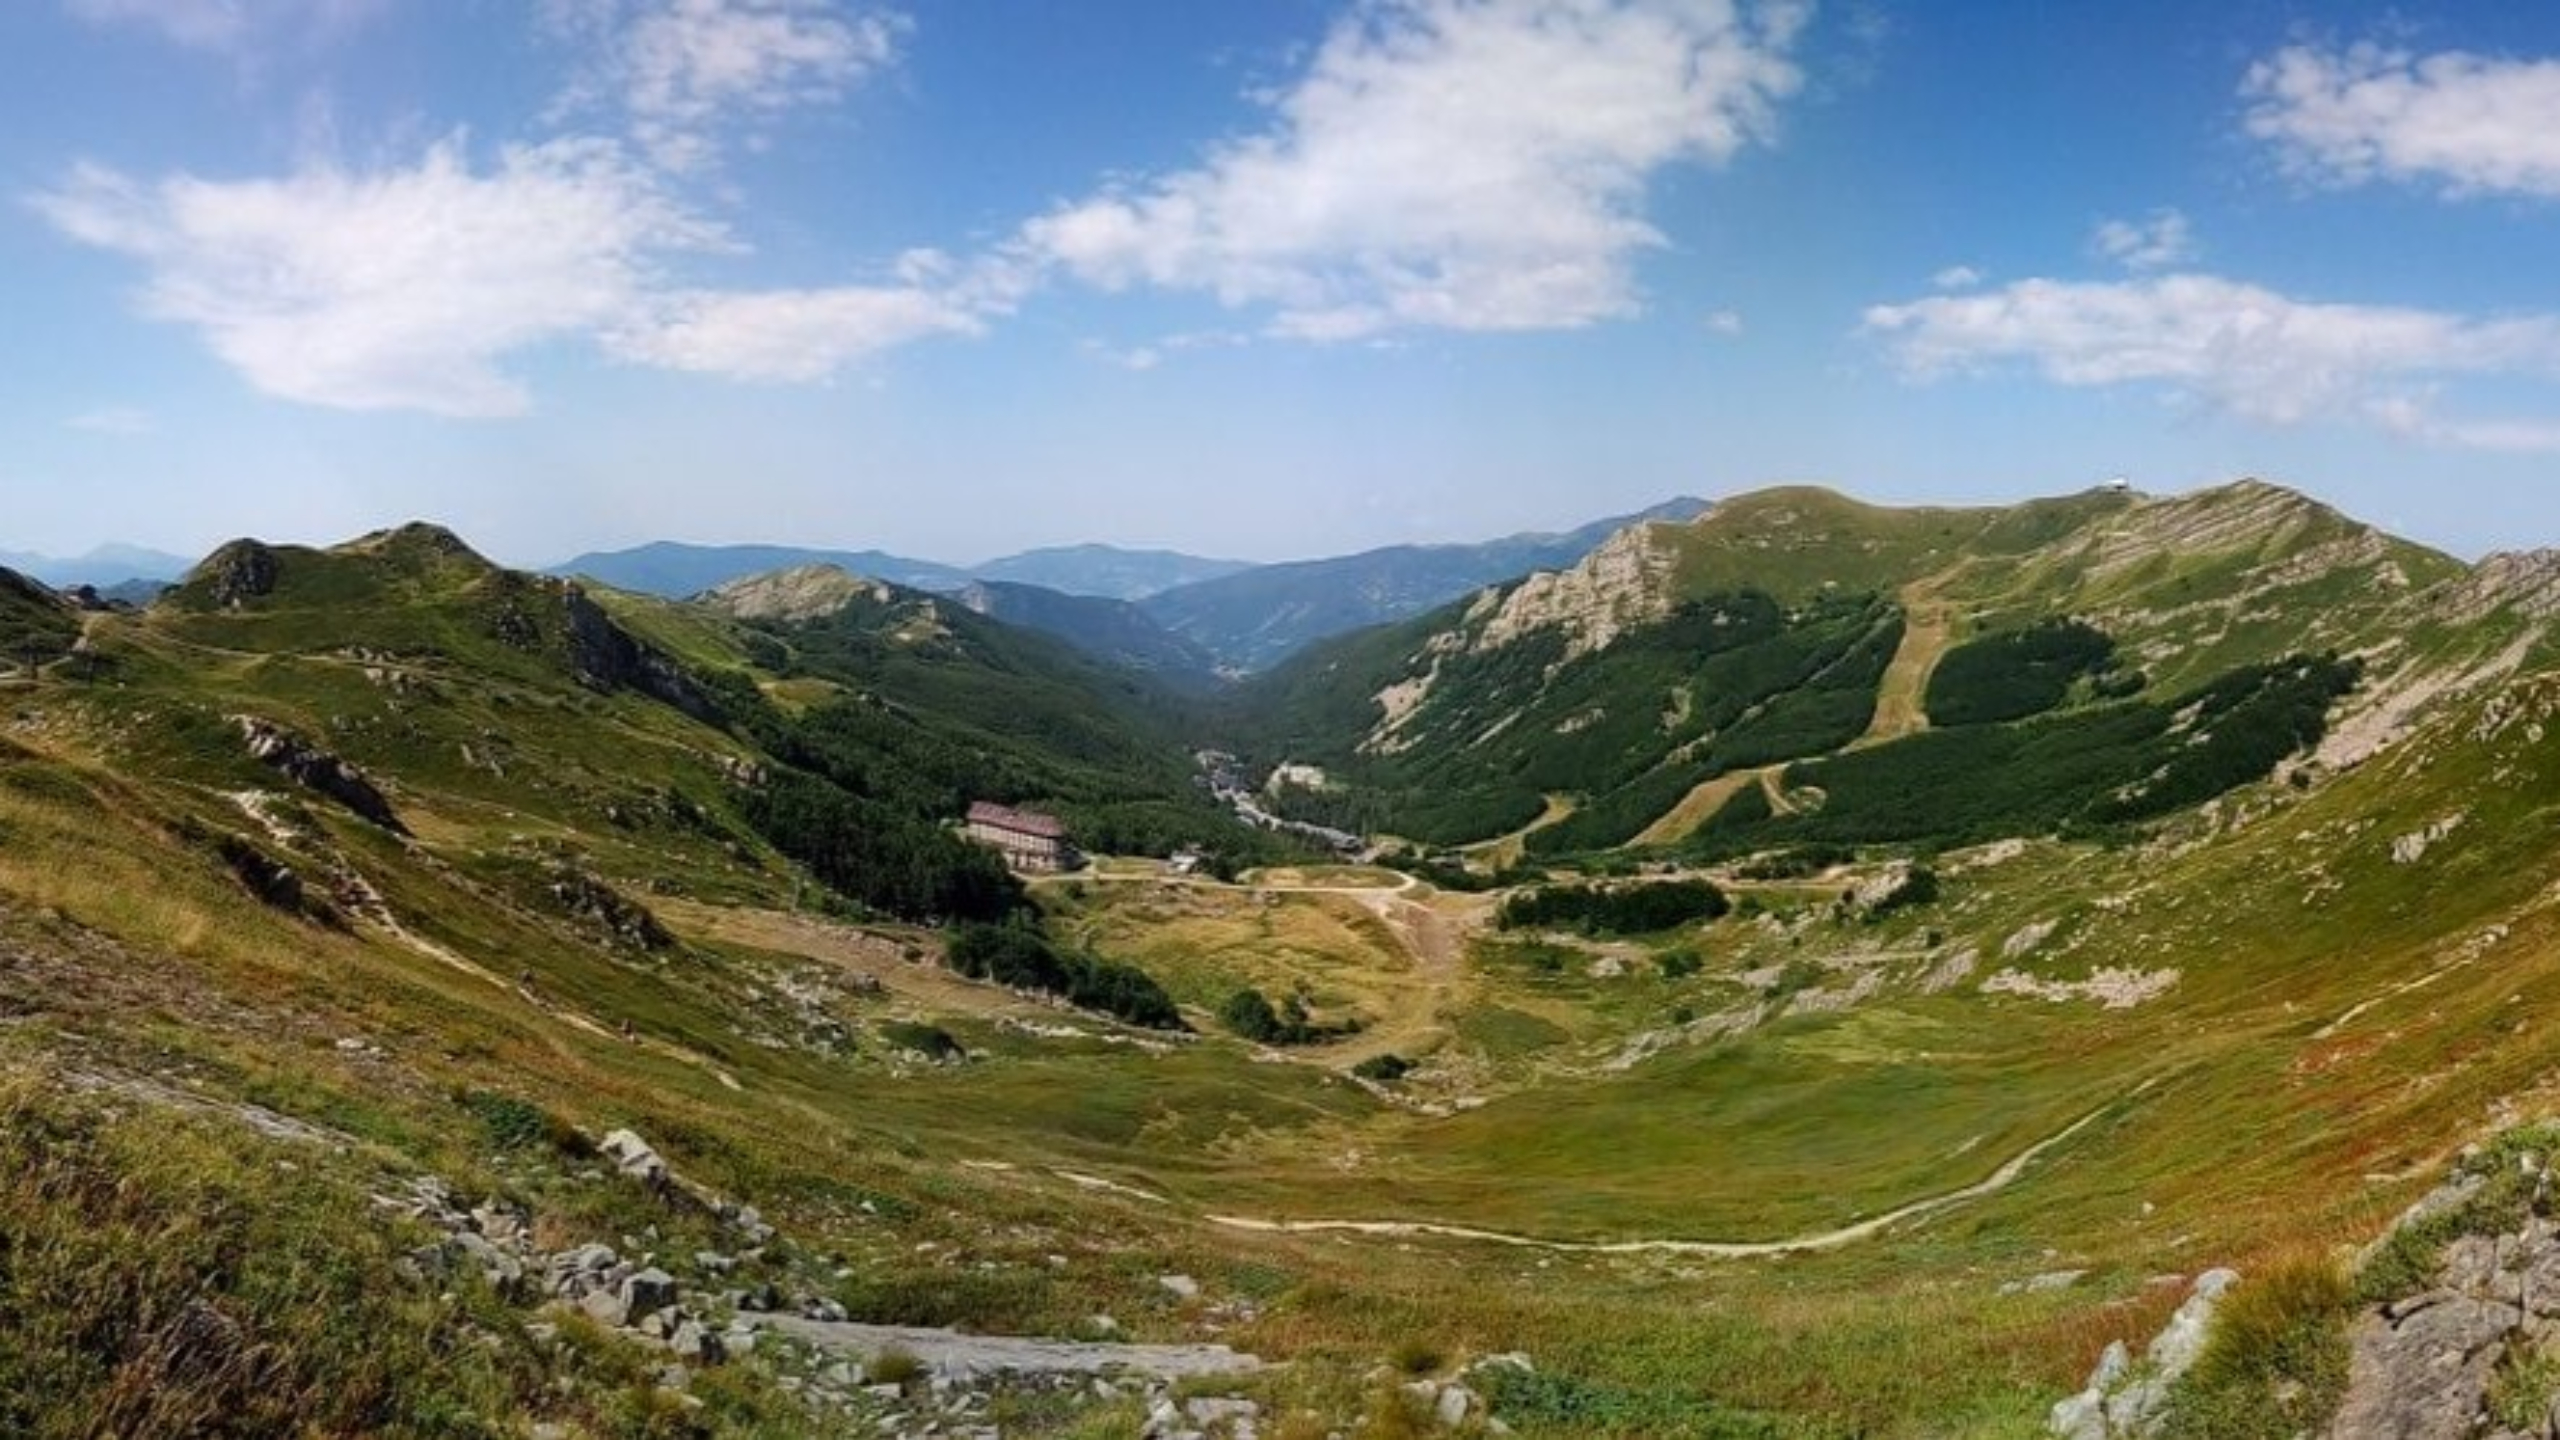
[13,480,2560,1435]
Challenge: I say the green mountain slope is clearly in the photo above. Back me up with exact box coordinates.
[0,566,77,669]
[953,578,1221,684]
[13,493,2560,1436]
[1242,480,2530,855]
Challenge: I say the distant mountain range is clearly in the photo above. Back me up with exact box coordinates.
[1135,498,1712,672]
[551,541,975,597]
[0,543,193,590]
[550,499,1709,674]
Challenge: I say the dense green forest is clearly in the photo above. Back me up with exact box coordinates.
[1688,653,2361,855]
[1924,617,2131,726]
[1241,589,1906,847]
[947,924,1186,1031]
[1497,880,1731,935]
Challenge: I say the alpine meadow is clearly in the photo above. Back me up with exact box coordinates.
[13,2,2560,1438]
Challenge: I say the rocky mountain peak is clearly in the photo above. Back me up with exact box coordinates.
[183,539,282,608]
[697,564,894,622]
[334,522,496,573]
[1466,521,1682,662]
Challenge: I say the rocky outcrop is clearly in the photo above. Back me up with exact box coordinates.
[235,716,408,834]
[558,584,721,722]
[2435,550,2560,627]
[1467,522,1681,663]
[2051,1269,2240,1438]
[699,564,894,623]
[191,539,281,609]
[2327,1143,2560,1440]
[543,866,674,950]
[2071,481,2327,583]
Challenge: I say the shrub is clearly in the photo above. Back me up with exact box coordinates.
[864,1346,928,1387]
[946,924,1186,1031]
[1498,880,1730,936]
[1659,949,1704,980]
[878,1021,964,1062]
[1352,1053,1413,1083]
[1221,986,1355,1045]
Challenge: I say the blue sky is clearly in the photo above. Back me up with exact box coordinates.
[5,1,2560,568]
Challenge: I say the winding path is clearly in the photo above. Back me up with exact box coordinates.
[749,1314,1262,1380]
[1205,1094,2126,1258]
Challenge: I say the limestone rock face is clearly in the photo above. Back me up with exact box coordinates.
[2332,1291,2521,1440]
[1467,523,1680,664]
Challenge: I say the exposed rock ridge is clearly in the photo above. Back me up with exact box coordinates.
[2438,550,2560,626]
[2327,1141,2560,1440]
[2069,481,2330,581]
[2050,1268,2240,1438]
[700,564,895,623]
[1466,521,1680,661]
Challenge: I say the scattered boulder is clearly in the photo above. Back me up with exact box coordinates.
[1158,1274,1201,1302]
[619,1267,679,1322]
[2049,1268,2238,1438]
[599,1129,670,1187]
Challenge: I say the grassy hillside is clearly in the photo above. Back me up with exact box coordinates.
[0,567,77,671]
[7,493,2560,1435]
[1241,480,2524,860]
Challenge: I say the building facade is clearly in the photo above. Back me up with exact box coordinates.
[964,801,1077,873]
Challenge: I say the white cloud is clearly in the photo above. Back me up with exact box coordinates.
[2088,209,2193,271]
[1930,264,1983,290]
[2243,42,2560,198]
[1703,308,1744,336]
[1863,272,2560,448]
[1078,340,1165,373]
[549,0,905,171]
[1021,0,1809,341]
[65,0,385,54]
[608,284,979,380]
[30,138,722,417]
[66,406,156,435]
[30,138,1023,412]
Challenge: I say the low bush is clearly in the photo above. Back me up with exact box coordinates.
[1352,1053,1413,1083]
[1498,880,1730,936]
[946,924,1186,1031]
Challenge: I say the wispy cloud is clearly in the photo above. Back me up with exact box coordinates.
[66,405,155,435]
[2243,42,2560,198]
[2089,209,2194,271]
[1930,264,1983,290]
[607,279,981,381]
[1863,272,2560,451]
[547,0,906,171]
[1703,308,1745,337]
[1021,0,1810,341]
[64,0,386,55]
